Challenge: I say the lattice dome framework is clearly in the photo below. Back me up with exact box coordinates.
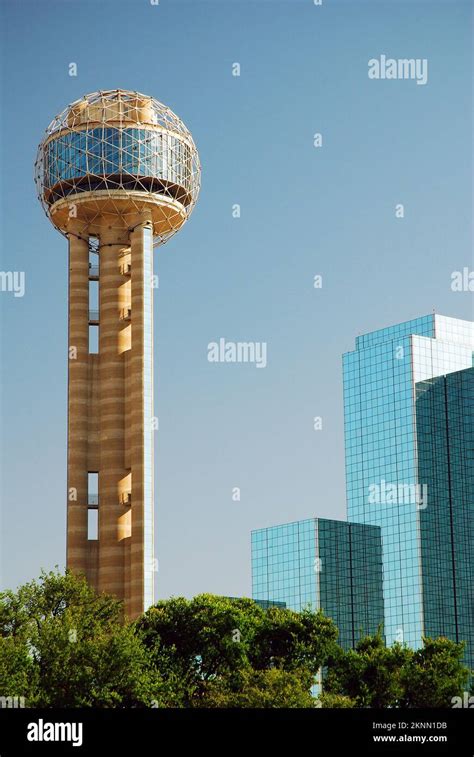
[34,89,201,246]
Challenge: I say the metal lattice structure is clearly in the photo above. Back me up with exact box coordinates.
[34,89,201,246]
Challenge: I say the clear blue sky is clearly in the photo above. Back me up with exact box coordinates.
[0,0,472,600]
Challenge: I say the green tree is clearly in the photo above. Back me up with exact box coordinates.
[317,691,356,708]
[399,637,469,708]
[250,606,338,675]
[0,635,36,699]
[136,595,264,705]
[199,668,316,708]
[136,595,337,707]
[324,633,412,708]
[324,633,470,708]
[0,569,159,707]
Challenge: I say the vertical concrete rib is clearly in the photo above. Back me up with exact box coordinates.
[129,219,154,619]
[97,225,129,603]
[67,228,89,575]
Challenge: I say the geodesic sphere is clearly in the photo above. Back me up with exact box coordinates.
[34,89,201,246]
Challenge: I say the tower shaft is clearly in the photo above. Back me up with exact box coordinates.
[67,217,154,619]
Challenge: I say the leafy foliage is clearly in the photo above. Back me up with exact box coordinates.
[323,632,469,708]
[398,637,469,708]
[197,668,317,708]
[0,569,159,707]
[0,571,469,708]
[135,594,337,706]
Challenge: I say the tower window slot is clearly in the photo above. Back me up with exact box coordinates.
[87,509,98,540]
[89,325,98,353]
[88,472,98,505]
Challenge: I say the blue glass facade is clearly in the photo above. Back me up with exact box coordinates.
[44,127,192,192]
[252,519,317,612]
[416,367,474,672]
[344,314,474,650]
[252,518,384,649]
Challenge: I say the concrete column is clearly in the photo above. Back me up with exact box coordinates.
[67,227,90,575]
[97,225,130,603]
[129,219,154,619]
[67,214,154,620]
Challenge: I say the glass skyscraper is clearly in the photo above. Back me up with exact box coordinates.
[252,518,384,649]
[343,314,474,652]
[415,366,474,672]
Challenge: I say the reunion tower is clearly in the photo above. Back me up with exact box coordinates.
[35,90,200,618]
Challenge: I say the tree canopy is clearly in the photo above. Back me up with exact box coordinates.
[0,569,158,707]
[0,570,470,708]
[136,594,337,706]
[322,632,469,708]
